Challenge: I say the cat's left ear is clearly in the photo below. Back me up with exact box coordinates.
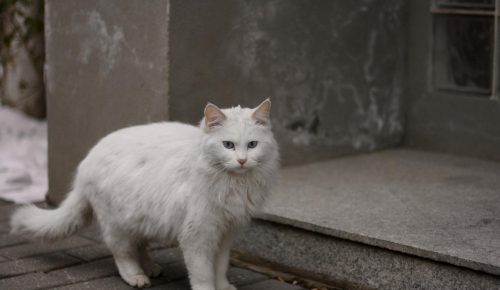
[252,98,272,126]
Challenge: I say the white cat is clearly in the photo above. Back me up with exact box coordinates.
[11,99,279,290]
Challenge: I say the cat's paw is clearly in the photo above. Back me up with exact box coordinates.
[123,274,151,288]
[144,263,163,278]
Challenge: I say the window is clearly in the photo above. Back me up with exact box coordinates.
[431,0,499,99]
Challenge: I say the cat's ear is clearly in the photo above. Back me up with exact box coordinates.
[252,98,272,126]
[204,103,227,129]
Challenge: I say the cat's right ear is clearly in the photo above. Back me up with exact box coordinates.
[204,103,227,129]
[252,98,272,126]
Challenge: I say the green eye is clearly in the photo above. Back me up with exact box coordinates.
[248,141,258,149]
[222,141,235,149]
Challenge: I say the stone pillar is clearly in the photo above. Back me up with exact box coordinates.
[45,0,170,204]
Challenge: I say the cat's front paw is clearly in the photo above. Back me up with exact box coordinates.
[123,274,151,288]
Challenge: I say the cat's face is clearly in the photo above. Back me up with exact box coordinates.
[201,99,278,175]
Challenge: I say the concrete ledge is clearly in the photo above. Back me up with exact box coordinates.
[234,220,500,290]
[259,149,500,276]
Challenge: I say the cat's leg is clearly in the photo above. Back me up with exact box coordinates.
[138,244,163,278]
[215,232,237,290]
[103,233,150,288]
[180,238,217,290]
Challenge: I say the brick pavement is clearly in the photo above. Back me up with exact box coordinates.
[0,200,305,290]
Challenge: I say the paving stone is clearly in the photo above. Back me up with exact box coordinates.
[240,279,305,290]
[78,223,102,242]
[65,244,111,262]
[48,257,118,284]
[0,272,65,290]
[0,236,94,259]
[52,276,137,290]
[64,244,182,265]
[0,232,29,248]
[150,247,183,265]
[0,256,6,263]
[53,262,188,290]
[0,252,80,278]
[0,204,16,222]
[148,275,286,290]
[149,279,190,290]
[227,267,268,286]
[0,224,9,234]
[0,258,119,290]
[157,261,188,281]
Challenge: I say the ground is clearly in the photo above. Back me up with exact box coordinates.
[0,200,305,290]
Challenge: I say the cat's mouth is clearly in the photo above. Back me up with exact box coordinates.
[228,167,250,175]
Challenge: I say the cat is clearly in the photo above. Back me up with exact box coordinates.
[10,99,279,290]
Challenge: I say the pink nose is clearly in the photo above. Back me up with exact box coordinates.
[237,159,247,165]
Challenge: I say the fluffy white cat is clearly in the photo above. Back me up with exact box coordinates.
[11,99,279,290]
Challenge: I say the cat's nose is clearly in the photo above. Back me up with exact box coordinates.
[237,159,247,165]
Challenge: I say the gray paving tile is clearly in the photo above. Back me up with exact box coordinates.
[0,272,64,290]
[0,204,16,222]
[0,232,29,248]
[53,262,188,290]
[227,267,268,286]
[78,223,102,242]
[0,224,9,234]
[0,252,80,277]
[64,244,182,265]
[0,236,94,259]
[65,244,111,262]
[48,257,118,283]
[149,279,190,290]
[150,247,183,265]
[240,279,305,290]
[156,261,188,281]
[0,258,117,290]
[51,276,135,290]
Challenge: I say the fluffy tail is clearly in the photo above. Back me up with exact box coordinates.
[10,189,92,241]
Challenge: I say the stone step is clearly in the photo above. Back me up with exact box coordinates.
[233,149,500,289]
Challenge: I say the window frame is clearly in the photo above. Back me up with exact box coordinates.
[430,0,500,100]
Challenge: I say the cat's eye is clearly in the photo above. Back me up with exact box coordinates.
[247,141,258,149]
[222,141,235,149]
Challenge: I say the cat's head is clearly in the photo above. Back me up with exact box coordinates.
[200,99,279,175]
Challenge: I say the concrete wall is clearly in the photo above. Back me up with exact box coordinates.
[405,0,500,161]
[45,0,408,202]
[45,0,170,204]
[169,0,408,165]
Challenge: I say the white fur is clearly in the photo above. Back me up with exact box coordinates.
[10,103,279,290]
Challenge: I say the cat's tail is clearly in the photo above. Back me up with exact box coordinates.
[10,189,92,241]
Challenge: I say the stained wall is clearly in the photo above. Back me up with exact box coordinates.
[45,0,170,203]
[169,0,409,165]
[45,0,409,202]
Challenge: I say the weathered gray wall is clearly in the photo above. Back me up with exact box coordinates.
[46,0,409,202]
[405,0,500,161]
[169,0,408,165]
[45,0,170,204]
